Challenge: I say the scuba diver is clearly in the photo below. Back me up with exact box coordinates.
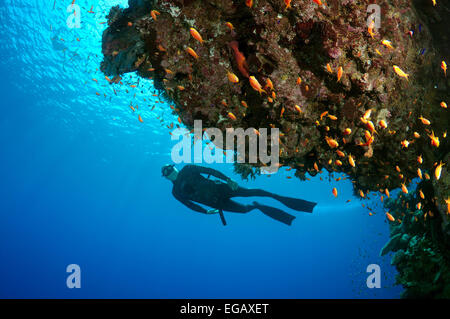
[162,164,317,226]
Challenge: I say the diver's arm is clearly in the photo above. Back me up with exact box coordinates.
[172,190,209,214]
[185,165,239,190]
[186,165,230,181]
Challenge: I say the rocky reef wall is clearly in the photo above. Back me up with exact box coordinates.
[100,0,449,297]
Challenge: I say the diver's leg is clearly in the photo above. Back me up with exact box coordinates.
[231,187,317,213]
[220,199,295,225]
[231,187,274,198]
[253,201,296,226]
[220,199,255,214]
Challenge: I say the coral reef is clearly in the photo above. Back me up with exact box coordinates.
[382,189,450,298]
[100,0,449,297]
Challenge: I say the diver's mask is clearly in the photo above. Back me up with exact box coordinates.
[162,164,177,180]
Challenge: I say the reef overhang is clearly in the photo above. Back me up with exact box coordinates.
[100,0,450,298]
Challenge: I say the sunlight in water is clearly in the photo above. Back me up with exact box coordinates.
[0,0,176,136]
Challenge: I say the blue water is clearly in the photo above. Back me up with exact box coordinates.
[0,0,403,298]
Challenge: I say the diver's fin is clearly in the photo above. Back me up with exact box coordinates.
[272,195,317,213]
[219,209,227,226]
[253,202,296,226]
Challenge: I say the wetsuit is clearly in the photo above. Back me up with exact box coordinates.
[171,165,317,216]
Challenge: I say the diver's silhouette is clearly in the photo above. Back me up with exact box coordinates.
[162,164,317,226]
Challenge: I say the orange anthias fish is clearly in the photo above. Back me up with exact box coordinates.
[367,19,375,39]
[401,140,410,148]
[265,78,274,91]
[442,61,447,77]
[381,39,394,49]
[379,120,387,129]
[313,162,319,172]
[366,120,376,133]
[428,130,440,147]
[401,183,408,194]
[348,155,356,167]
[284,0,292,9]
[419,116,431,125]
[228,112,237,121]
[227,71,239,83]
[332,188,338,198]
[364,130,372,142]
[190,27,204,44]
[435,161,444,180]
[362,108,372,121]
[225,22,234,31]
[386,212,395,222]
[229,41,250,78]
[249,76,266,94]
[186,47,199,59]
[441,101,448,109]
[393,65,409,81]
[245,0,253,8]
[326,63,333,73]
[419,189,425,199]
[325,136,339,148]
[337,66,343,82]
[358,134,374,147]
[417,155,423,164]
[151,10,160,21]
[313,0,323,6]
[138,115,144,123]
